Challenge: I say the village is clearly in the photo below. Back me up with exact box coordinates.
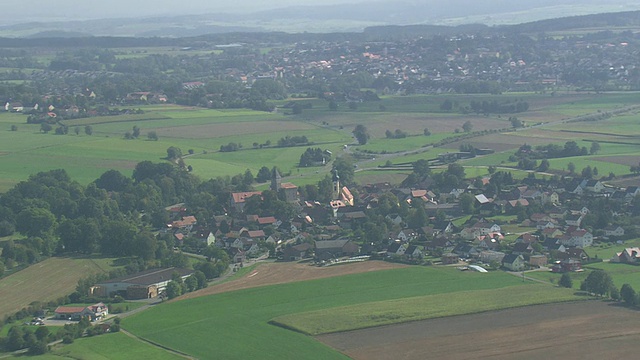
[151,164,640,290]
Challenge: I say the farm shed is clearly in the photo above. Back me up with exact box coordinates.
[90,267,193,299]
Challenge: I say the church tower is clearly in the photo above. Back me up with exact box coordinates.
[332,169,340,200]
[271,167,282,192]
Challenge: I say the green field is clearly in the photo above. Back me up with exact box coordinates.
[32,332,184,360]
[1,92,640,192]
[122,266,578,359]
[273,284,578,335]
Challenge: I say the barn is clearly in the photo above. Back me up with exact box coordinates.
[90,267,194,300]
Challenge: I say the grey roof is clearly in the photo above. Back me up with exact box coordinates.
[100,267,193,286]
[315,239,350,249]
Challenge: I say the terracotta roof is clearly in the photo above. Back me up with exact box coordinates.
[231,191,262,204]
[55,306,86,314]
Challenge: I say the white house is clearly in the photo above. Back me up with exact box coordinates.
[502,254,526,271]
[604,226,625,237]
[558,229,593,248]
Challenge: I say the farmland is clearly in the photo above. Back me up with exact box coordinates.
[122,265,580,359]
[0,256,118,317]
[318,301,640,360]
[33,332,185,360]
[1,92,640,192]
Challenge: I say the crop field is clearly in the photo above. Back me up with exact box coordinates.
[272,284,577,335]
[0,256,118,317]
[318,301,640,360]
[34,332,185,360]
[122,265,577,359]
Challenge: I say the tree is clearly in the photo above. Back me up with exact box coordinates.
[462,120,473,133]
[166,146,182,160]
[620,283,637,306]
[581,165,593,179]
[582,270,614,297]
[559,273,573,288]
[423,128,431,136]
[10,124,17,131]
[590,141,601,155]
[567,162,575,174]
[353,124,370,145]
[132,126,141,138]
[166,280,182,299]
[147,131,158,141]
[74,126,80,135]
[538,159,550,172]
[16,207,57,238]
[84,125,93,135]
[459,193,476,214]
[509,116,523,128]
[6,326,25,351]
[256,166,271,183]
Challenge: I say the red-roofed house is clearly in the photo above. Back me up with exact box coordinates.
[230,191,262,212]
[55,303,108,321]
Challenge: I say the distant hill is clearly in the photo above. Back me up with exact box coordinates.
[1,0,639,37]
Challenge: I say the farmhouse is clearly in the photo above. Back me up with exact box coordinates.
[315,239,359,260]
[54,302,108,321]
[502,254,525,271]
[611,247,640,264]
[90,268,194,299]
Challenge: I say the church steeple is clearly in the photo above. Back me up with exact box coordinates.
[271,167,282,192]
[332,169,340,200]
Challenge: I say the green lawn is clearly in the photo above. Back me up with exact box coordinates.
[122,266,574,360]
[32,332,184,360]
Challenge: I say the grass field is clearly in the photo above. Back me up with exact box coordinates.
[1,92,640,192]
[32,332,185,360]
[0,256,119,317]
[122,266,575,359]
[272,284,578,335]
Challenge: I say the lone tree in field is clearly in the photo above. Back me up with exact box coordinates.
[581,270,614,297]
[559,273,573,288]
[84,125,93,135]
[462,120,473,133]
[590,141,601,155]
[567,162,576,174]
[620,283,637,306]
[167,146,182,160]
[147,131,158,141]
[353,124,370,145]
[423,127,431,136]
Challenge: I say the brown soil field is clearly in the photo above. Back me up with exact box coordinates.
[592,155,639,166]
[152,120,316,139]
[180,261,406,300]
[442,132,557,152]
[606,175,640,188]
[366,115,508,138]
[318,301,640,360]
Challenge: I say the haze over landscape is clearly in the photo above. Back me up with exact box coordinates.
[3,0,640,35]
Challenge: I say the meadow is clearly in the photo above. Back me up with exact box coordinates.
[32,332,185,360]
[1,92,640,193]
[122,266,579,359]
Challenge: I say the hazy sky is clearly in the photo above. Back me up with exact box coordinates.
[3,0,361,23]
